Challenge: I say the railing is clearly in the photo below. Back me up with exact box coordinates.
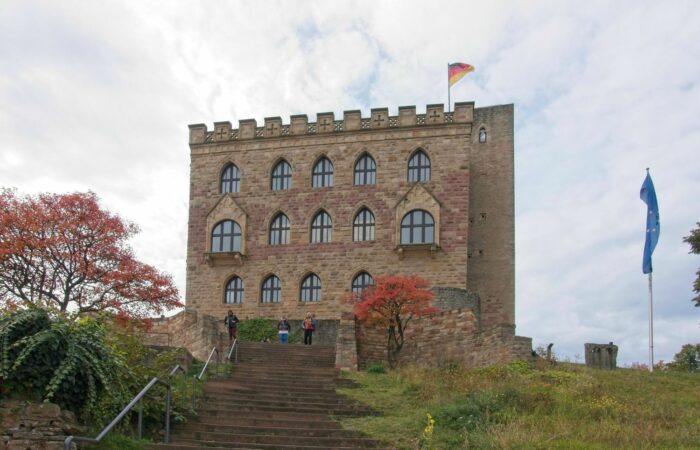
[191,346,220,409]
[63,364,186,449]
[227,338,238,364]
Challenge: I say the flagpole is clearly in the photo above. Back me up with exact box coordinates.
[447,62,451,113]
[648,272,654,372]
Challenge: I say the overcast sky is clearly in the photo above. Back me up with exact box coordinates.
[1,0,698,365]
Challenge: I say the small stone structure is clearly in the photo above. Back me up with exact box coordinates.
[0,400,83,450]
[584,342,618,369]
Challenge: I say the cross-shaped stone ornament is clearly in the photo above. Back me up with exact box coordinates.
[216,127,227,140]
[373,114,385,127]
[266,123,278,135]
[428,110,441,123]
[319,118,332,131]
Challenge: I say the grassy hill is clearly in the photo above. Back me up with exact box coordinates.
[338,360,700,449]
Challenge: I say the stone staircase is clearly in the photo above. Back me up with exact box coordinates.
[149,342,392,450]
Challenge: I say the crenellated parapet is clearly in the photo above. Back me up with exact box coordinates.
[189,102,474,145]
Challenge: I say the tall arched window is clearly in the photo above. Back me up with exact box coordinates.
[352,272,374,295]
[479,127,487,143]
[271,160,292,191]
[407,150,431,183]
[261,275,281,303]
[225,276,244,304]
[354,153,376,185]
[211,220,242,252]
[312,157,334,187]
[310,210,332,243]
[220,163,240,193]
[400,210,434,244]
[269,213,290,245]
[300,273,321,302]
[353,208,375,241]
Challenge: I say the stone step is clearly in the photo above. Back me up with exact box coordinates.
[198,397,368,411]
[194,404,373,417]
[168,430,383,447]
[150,442,394,450]
[173,422,357,437]
[203,390,354,403]
[203,382,341,395]
[186,413,339,428]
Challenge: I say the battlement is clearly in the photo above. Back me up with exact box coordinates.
[188,101,475,145]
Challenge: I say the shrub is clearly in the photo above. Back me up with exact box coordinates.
[366,363,386,374]
[237,318,278,342]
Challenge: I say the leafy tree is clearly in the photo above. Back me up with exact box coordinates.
[683,222,700,307]
[352,275,438,368]
[0,189,182,319]
[666,343,700,372]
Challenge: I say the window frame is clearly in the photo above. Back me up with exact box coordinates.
[353,208,375,241]
[211,220,242,253]
[224,276,244,304]
[220,163,241,194]
[271,160,292,191]
[351,272,374,296]
[310,210,333,243]
[269,213,290,245]
[407,150,431,183]
[400,210,435,245]
[312,157,334,188]
[353,153,376,185]
[300,273,321,302]
[261,275,281,303]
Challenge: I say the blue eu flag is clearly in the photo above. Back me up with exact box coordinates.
[640,170,660,274]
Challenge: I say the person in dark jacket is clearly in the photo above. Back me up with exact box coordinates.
[224,310,239,342]
[277,316,291,344]
[302,312,315,345]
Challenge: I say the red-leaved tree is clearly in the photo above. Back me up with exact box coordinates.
[0,189,182,319]
[352,275,438,368]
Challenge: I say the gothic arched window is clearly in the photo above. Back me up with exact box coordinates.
[400,210,434,245]
[479,127,487,143]
[271,160,292,191]
[312,157,334,188]
[354,153,376,185]
[352,272,374,295]
[224,276,244,304]
[310,210,332,243]
[211,220,242,252]
[261,275,281,303]
[353,208,375,241]
[220,163,240,193]
[407,150,431,183]
[300,273,321,302]
[269,213,290,245]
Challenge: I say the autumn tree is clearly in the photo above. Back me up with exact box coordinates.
[684,222,700,307]
[352,275,438,368]
[0,189,182,319]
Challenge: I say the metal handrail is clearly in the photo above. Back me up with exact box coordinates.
[227,338,238,363]
[64,377,171,449]
[191,346,220,409]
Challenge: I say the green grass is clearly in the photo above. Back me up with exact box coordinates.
[338,361,700,449]
[84,433,148,450]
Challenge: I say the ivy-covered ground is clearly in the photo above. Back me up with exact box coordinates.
[338,361,700,449]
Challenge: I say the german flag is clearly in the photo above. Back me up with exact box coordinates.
[448,63,474,87]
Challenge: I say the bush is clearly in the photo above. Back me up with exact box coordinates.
[666,343,700,372]
[237,318,278,342]
[366,363,386,374]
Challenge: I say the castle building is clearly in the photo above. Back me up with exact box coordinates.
[180,102,531,368]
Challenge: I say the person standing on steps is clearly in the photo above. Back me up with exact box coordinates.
[302,312,315,345]
[277,315,291,344]
[224,309,239,343]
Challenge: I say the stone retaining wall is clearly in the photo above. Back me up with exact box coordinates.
[0,401,82,450]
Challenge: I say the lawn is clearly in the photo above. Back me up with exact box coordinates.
[338,361,700,449]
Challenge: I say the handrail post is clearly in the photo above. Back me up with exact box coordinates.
[165,385,171,443]
[137,399,143,439]
[191,375,197,409]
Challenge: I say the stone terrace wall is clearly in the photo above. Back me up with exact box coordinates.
[0,401,82,450]
[357,309,531,369]
[148,309,227,361]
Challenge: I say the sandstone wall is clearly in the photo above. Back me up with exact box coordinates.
[356,309,531,369]
[0,401,82,450]
[148,309,227,361]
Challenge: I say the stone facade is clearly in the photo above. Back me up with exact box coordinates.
[170,101,526,368]
[0,401,82,450]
